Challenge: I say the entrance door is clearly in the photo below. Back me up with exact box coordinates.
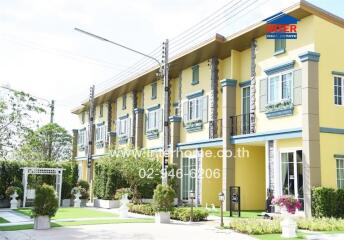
[181,157,196,201]
[280,150,304,208]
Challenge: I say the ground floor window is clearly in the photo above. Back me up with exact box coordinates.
[181,157,196,201]
[337,159,344,189]
[281,150,303,209]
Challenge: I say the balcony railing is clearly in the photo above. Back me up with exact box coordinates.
[230,114,252,136]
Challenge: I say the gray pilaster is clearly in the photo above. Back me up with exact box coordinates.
[250,39,257,133]
[298,51,321,218]
[169,115,181,201]
[72,129,78,159]
[132,91,137,146]
[210,57,219,138]
[221,79,237,210]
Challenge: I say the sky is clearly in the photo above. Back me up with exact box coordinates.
[0,0,343,132]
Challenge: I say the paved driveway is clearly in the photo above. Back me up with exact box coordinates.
[0,222,255,240]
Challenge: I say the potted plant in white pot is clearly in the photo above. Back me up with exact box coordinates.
[272,195,302,238]
[32,184,59,230]
[153,184,175,224]
[6,186,22,209]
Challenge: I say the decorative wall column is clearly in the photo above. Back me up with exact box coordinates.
[169,115,181,200]
[221,79,237,210]
[298,51,321,218]
[131,91,137,146]
[106,101,112,148]
[134,108,144,148]
[249,39,257,133]
[209,57,219,138]
[72,129,78,159]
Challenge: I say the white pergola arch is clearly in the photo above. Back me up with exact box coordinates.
[21,167,63,207]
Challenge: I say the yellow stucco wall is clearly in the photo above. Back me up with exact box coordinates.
[276,138,302,149]
[201,148,222,207]
[235,145,265,210]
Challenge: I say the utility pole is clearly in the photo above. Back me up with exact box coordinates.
[87,85,95,185]
[50,100,55,123]
[162,39,169,185]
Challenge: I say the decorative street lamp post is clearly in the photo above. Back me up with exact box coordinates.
[189,190,195,222]
[218,192,225,227]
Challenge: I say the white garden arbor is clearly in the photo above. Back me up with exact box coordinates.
[22,167,63,207]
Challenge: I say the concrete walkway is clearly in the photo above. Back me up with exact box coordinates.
[0,222,255,240]
[0,209,30,223]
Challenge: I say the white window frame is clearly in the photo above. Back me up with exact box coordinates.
[180,156,197,201]
[78,129,86,146]
[95,124,106,143]
[188,96,202,121]
[334,76,344,106]
[337,158,344,189]
[279,148,303,202]
[267,70,293,104]
[147,109,159,131]
[118,117,129,137]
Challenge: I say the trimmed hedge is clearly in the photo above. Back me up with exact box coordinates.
[128,203,155,216]
[298,217,344,231]
[0,160,78,200]
[229,218,281,235]
[312,187,344,218]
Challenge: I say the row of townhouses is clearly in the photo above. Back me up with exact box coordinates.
[71,0,344,217]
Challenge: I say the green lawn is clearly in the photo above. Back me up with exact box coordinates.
[0,217,9,223]
[0,218,154,231]
[253,232,306,240]
[14,208,118,219]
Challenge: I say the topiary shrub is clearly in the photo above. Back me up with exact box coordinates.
[312,187,337,218]
[335,188,344,218]
[76,180,89,199]
[152,184,175,212]
[32,184,58,218]
[5,186,22,198]
[171,208,208,222]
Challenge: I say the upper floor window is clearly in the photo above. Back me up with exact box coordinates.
[78,129,86,146]
[268,71,292,104]
[192,65,199,85]
[95,123,106,143]
[147,109,161,131]
[334,76,343,105]
[188,97,202,121]
[99,104,103,117]
[122,94,127,110]
[117,117,129,136]
[151,82,157,100]
[337,158,344,189]
[275,39,286,54]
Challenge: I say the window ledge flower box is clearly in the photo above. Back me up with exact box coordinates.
[147,129,159,140]
[265,99,294,119]
[95,141,104,148]
[185,119,203,132]
[118,135,128,144]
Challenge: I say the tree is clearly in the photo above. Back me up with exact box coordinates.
[0,89,46,158]
[16,123,72,161]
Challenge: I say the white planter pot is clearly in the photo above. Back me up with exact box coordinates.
[155,212,170,224]
[97,199,120,209]
[61,199,71,207]
[280,211,297,238]
[174,198,179,206]
[10,191,18,209]
[34,216,50,230]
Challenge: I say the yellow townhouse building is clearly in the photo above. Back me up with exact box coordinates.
[71,0,344,217]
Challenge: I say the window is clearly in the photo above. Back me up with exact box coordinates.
[275,39,286,54]
[188,97,202,121]
[268,71,293,104]
[99,104,103,117]
[181,157,196,200]
[117,117,129,136]
[242,86,250,134]
[151,82,157,99]
[281,150,304,208]
[337,159,344,189]
[78,129,86,146]
[334,76,343,105]
[147,109,160,131]
[95,124,105,143]
[192,65,199,85]
[122,94,127,110]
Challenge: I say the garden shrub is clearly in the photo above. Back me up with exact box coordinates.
[76,179,90,199]
[229,218,281,235]
[297,217,344,231]
[128,203,155,216]
[171,208,208,222]
[114,188,132,200]
[311,187,343,218]
[32,184,59,218]
[153,184,175,212]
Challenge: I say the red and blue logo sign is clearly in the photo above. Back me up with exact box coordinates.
[264,12,299,39]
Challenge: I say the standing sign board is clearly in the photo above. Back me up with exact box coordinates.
[230,186,241,217]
